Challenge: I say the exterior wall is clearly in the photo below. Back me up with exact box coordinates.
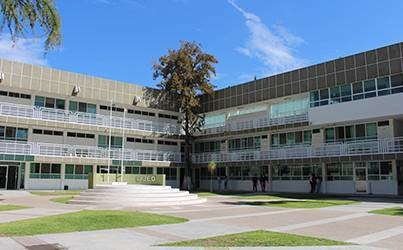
[309,93,403,126]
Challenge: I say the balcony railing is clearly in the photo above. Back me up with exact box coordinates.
[198,111,309,135]
[0,141,183,163]
[0,102,180,134]
[192,137,403,163]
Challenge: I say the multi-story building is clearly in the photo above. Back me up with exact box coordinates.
[1,42,403,195]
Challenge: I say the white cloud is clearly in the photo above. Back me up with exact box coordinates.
[228,0,306,75]
[0,35,47,65]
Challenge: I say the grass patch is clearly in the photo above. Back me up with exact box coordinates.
[0,210,187,236]
[245,200,356,208]
[369,207,403,216]
[0,204,29,212]
[50,196,75,204]
[30,190,82,196]
[194,191,249,197]
[161,230,348,247]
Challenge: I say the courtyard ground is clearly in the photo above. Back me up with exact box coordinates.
[0,190,402,249]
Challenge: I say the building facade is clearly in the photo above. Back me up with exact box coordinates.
[1,42,403,195]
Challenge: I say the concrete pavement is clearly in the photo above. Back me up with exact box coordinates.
[0,192,402,249]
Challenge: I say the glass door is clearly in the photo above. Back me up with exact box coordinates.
[354,167,367,193]
[0,166,8,189]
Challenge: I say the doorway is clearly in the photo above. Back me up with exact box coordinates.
[354,167,367,193]
[0,165,18,190]
[397,161,403,195]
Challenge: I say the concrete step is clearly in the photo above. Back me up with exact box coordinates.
[79,191,191,198]
[70,184,206,207]
[72,194,199,202]
[69,197,207,207]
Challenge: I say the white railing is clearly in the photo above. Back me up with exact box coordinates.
[198,111,309,135]
[192,137,403,163]
[0,102,180,134]
[0,141,183,163]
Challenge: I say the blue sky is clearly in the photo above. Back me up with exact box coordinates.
[1,0,403,89]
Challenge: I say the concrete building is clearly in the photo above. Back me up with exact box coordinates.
[1,42,403,195]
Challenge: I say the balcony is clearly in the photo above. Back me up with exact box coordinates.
[198,111,309,136]
[0,141,183,163]
[0,102,180,135]
[192,137,403,163]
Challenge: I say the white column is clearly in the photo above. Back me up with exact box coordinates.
[60,164,65,190]
[24,163,30,190]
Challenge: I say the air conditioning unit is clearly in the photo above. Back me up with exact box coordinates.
[0,72,4,82]
[133,95,142,105]
[72,85,80,96]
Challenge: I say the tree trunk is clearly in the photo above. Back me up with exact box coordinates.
[184,132,192,191]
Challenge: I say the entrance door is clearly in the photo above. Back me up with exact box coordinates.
[0,166,8,189]
[355,167,367,193]
[397,161,403,195]
[7,166,18,190]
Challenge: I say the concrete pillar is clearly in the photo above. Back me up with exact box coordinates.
[176,167,181,187]
[24,163,30,190]
[60,164,65,190]
[268,165,272,192]
[322,162,327,194]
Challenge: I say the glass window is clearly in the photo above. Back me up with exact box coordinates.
[340,84,352,102]
[87,104,97,114]
[335,127,345,141]
[325,128,335,142]
[45,97,55,108]
[330,86,340,103]
[368,162,380,180]
[364,79,376,92]
[16,128,28,141]
[287,132,295,145]
[319,89,329,106]
[56,99,65,109]
[69,101,78,112]
[295,131,303,143]
[34,96,45,107]
[98,135,107,147]
[271,134,279,146]
[204,113,226,128]
[30,163,40,173]
[279,133,287,145]
[355,124,366,139]
[391,74,403,93]
[366,123,377,138]
[0,126,4,139]
[377,76,390,90]
[270,98,309,118]
[380,162,392,175]
[310,90,319,101]
[41,163,51,173]
[353,82,363,94]
[5,127,16,140]
[51,164,61,174]
[345,125,355,140]
[79,102,87,112]
[75,165,84,174]
[66,165,74,174]
[303,130,312,143]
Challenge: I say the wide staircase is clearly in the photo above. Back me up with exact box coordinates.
[69,183,206,207]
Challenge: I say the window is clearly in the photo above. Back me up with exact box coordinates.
[98,135,122,148]
[69,101,97,114]
[30,163,61,179]
[203,113,226,128]
[0,126,28,141]
[391,73,403,93]
[325,122,377,142]
[35,96,65,110]
[229,137,261,151]
[380,161,393,180]
[156,167,177,180]
[377,76,391,96]
[326,162,353,181]
[0,90,30,99]
[325,128,335,142]
[271,130,312,147]
[272,164,321,180]
[127,137,155,144]
[270,98,309,118]
[67,132,95,138]
[65,164,92,179]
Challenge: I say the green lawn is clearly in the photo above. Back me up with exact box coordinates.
[194,191,248,197]
[244,199,356,208]
[161,230,348,247]
[50,196,75,204]
[30,190,82,196]
[0,204,29,212]
[369,207,403,216]
[0,210,187,236]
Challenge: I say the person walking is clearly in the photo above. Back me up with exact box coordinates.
[309,173,317,193]
[252,176,258,192]
[260,175,266,192]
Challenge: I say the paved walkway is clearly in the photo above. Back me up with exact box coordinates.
[0,192,402,249]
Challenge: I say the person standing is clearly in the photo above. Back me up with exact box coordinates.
[309,173,316,193]
[316,175,322,193]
